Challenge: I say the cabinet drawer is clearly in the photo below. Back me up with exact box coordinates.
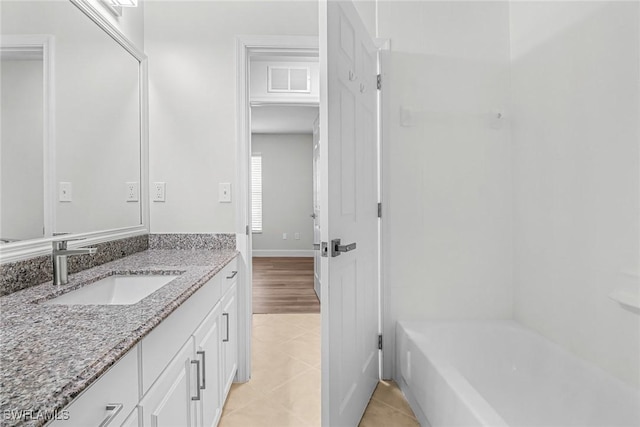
[50,347,138,427]
[141,274,221,394]
[220,258,238,295]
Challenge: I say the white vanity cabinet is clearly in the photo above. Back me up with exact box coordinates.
[49,347,139,427]
[139,340,196,426]
[193,302,223,427]
[48,257,239,427]
[139,300,224,427]
[140,262,237,427]
[221,282,238,398]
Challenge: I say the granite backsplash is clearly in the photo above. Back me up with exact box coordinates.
[0,234,237,297]
[149,233,236,250]
[0,235,149,296]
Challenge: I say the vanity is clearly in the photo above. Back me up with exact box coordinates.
[0,1,243,425]
[0,247,239,427]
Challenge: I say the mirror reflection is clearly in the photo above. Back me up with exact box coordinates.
[0,0,142,244]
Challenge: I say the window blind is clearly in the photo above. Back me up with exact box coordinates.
[251,154,263,233]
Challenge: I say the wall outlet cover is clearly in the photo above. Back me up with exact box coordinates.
[153,182,166,202]
[126,182,139,202]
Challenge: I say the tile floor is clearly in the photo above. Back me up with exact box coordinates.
[219,314,419,427]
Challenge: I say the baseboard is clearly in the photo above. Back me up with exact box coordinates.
[252,249,314,257]
[397,376,431,427]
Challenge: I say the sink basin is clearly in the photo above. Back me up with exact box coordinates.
[45,274,179,305]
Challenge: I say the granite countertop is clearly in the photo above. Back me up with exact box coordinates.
[0,249,238,427]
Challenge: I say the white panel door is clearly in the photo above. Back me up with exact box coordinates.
[320,1,379,426]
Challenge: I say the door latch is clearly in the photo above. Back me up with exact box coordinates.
[331,239,357,257]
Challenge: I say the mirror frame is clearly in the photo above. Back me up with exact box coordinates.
[0,0,149,264]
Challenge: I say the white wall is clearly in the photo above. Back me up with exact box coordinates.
[379,0,513,320]
[252,133,314,254]
[144,1,318,233]
[510,1,640,386]
[87,0,144,50]
[1,59,44,241]
[353,1,377,39]
[378,0,513,375]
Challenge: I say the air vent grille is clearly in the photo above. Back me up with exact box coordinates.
[267,66,311,93]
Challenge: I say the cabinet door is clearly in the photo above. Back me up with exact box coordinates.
[121,407,139,427]
[193,303,222,427]
[140,338,198,427]
[221,283,238,399]
[49,347,139,427]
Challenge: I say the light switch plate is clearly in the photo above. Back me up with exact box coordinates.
[219,183,231,203]
[59,182,72,202]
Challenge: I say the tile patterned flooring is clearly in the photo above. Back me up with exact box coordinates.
[219,314,419,427]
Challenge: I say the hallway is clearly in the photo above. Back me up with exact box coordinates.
[252,257,320,314]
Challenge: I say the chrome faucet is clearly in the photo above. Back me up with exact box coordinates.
[52,240,98,285]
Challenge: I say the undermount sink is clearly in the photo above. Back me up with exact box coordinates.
[45,274,180,305]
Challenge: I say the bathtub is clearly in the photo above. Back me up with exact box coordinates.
[396,320,640,427]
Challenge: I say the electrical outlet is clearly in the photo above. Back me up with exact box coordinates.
[219,183,231,203]
[126,182,139,202]
[282,232,287,240]
[153,182,166,202]
[59,182,72,202]
[294,232,300,240]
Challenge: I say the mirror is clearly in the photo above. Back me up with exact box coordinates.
[0,0,146,255]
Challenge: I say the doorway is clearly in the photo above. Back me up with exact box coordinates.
[248,52,320,314]
[250,103,320,314]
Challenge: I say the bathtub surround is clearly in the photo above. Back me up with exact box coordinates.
[149,233,236,250]
[0,248,238,427]
[378,0,640,389]
[510,1,640,387]
[0,234,149,296]
[378,0,514,376]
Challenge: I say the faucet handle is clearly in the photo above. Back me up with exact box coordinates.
[52,237,86,250]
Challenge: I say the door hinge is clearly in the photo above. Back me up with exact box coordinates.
[377,74,382,90]
[377,202,382,218]
[246,225,249,235]
[378,334,383,350]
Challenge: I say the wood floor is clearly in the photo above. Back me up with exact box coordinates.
[252,257,320,314]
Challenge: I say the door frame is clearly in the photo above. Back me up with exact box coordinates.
[235,35,319,382]
[1,34,55,241]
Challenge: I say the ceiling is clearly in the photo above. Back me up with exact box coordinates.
[251,105,319,134]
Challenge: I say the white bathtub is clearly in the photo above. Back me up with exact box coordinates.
[396,320,640,427]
